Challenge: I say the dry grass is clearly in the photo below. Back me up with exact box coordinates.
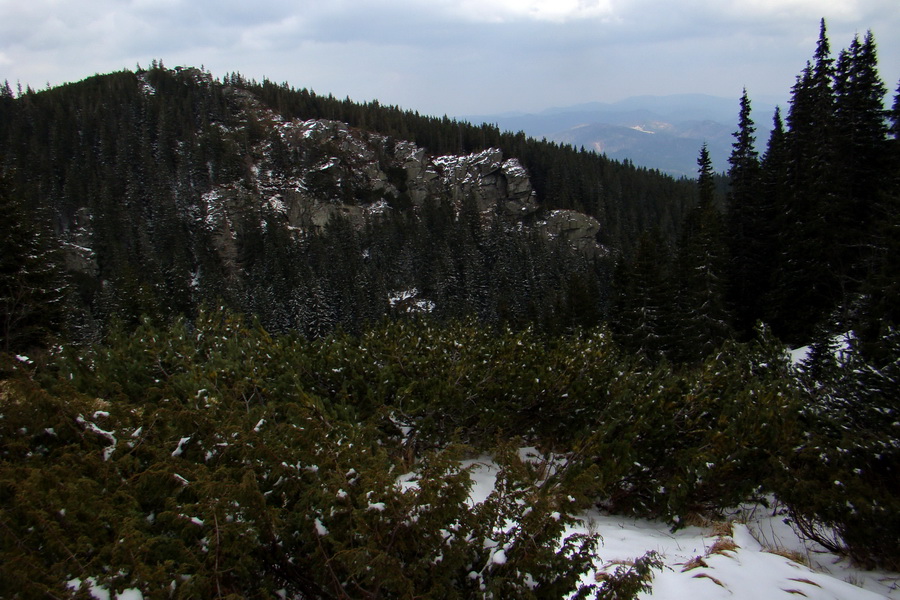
[600,559,635,568]
[788,578,822,588]
[692,573,727,588]
[765,548,809,566]
[708,537,739,556]
[782,589,809,596]
[682,512,715,528]
[680,556,708,572]
[595,559,635,581]
[710,521,734,538]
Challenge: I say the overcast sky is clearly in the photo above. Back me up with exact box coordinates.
[1,0,898,118]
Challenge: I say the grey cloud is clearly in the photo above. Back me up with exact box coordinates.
[1,0,897,116]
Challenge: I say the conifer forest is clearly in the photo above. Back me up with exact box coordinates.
[1,20,899,599]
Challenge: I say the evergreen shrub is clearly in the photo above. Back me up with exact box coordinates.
[774,329,900,569]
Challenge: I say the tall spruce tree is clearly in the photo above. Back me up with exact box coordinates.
[0,176,67,354]
[854,78,900,358]
[758,107,790,327]
[772,19,840,344]
[726,89,766,336]
[892,79,900,140]
[672,145,732,363]
[611,228,674,362]
[832,31,889,292]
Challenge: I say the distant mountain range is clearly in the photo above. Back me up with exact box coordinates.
[463,94,781,177]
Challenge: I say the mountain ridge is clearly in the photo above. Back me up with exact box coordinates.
[463,93,780,176]
[5,65,698,339]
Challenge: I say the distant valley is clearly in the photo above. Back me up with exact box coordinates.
[464,94,780,177]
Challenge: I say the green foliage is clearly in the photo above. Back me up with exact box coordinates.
[578,329,801,522]
[0,173,68,354]
[594,552,664,600]
[6,300,899,592]
[2,308,828,596]
[774,329,900,570]
[4,311,617,598]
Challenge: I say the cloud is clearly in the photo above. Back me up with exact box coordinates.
[0,0,897,115]
[437,0,616,23]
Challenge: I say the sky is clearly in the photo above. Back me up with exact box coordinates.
[1,0,898,118]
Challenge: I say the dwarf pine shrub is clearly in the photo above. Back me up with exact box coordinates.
[774,329,900,570]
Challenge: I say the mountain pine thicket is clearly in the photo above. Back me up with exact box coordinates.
[1,20,899,598]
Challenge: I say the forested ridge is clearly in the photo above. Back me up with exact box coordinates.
[1,19,899,599]
[0,59,704,342]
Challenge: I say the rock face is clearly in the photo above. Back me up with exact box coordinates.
[184,109,596,255]
[59,105,602,279]
[429,149,539,217]
[539,210,604,258]
[60,208,98,277]
[243,116,542,230]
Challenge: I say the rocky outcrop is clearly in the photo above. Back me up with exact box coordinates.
[58,109,604,281]
[60,208,98,277]
[191,111,600,261]
[428,149,539,217]
[539,210,605,258]
[248,116,539,222]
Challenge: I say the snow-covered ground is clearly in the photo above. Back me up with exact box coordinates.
[463,457,900,600]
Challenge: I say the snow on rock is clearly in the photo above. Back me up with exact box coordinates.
[389,288,436,314]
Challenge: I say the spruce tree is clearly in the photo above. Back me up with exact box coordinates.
[854,78,900,358]
[773,19,840,343]
[758,107,791,328]
[672,145,732,363]
[726,89,765,336]
[832,31,889,292]
[0,176,67,353]
[891,78,900,140]
[611,228,674,362]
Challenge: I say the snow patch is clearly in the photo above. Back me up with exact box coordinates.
[67,577,143,600]
[314,518,329,536]
[388,288,435,314]
[630,125,656,134]
[171,436,191,457]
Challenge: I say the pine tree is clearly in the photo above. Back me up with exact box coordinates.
[854,78,900,358]
[832,31,889,291]
[891,78,900,140]
[611,228,674,362]
[672,145,732,363]
[772,19,840,343]
[0,176,68,353]
[757,107,790,327]
[726,89,765,336]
